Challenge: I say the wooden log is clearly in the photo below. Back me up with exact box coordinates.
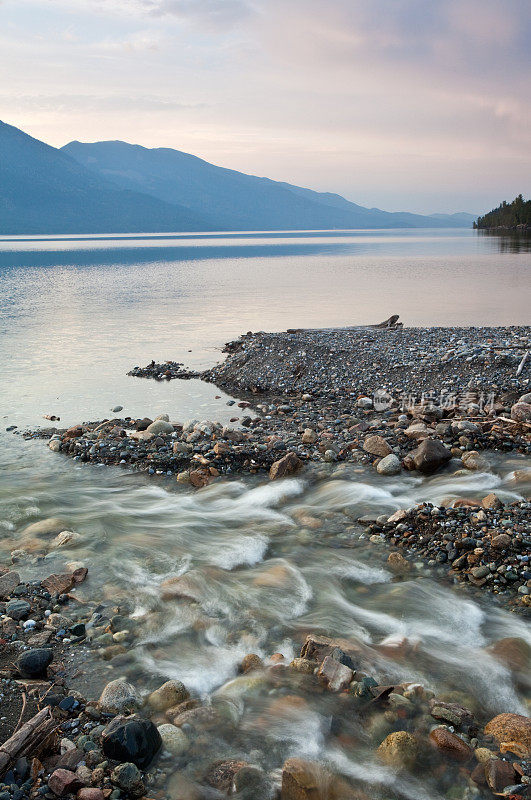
[0,706,55,776]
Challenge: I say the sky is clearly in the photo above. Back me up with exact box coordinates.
[1,0,530,214]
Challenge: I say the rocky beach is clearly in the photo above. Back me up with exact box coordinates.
[4,324,530,799]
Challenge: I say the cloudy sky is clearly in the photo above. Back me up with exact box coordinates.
[1,0,530,213]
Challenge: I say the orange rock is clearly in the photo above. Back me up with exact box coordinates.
[484,713,531,758]
[429,728,473,762]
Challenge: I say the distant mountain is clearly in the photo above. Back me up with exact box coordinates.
[63,139,475,231]
[0,120,475,234]
[0,121,210,234]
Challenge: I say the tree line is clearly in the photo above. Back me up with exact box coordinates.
[474,195,530,229]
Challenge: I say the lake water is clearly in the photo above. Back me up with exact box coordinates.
[0,228,530,799]
[0,228,529,430]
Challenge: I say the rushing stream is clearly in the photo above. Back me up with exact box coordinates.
[1,433,529,798]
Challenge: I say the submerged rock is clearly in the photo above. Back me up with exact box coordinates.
[377,731,419,771]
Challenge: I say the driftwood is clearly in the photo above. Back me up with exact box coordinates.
[497,415,531,429]
[516,350,529,377]
[372,314,401,329]
[0,706,56,775]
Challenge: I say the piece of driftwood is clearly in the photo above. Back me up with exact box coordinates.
[0,705,56,775]
[497,415,531,429]
[373,314,401,328]
[516,350,529,376]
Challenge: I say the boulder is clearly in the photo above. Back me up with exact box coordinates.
[410,439,451,474]
[377,731,419,771]
[363,435,392,458]
[98,679,141,715]
[376,454,401,475]
[102,715,162,769]
[484,713,531,758]
[270,452,303,480]
[301,428,318,444]
[429,727,473,761]
[481,493,503,510]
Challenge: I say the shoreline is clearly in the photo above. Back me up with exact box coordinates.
[20,324,531,612]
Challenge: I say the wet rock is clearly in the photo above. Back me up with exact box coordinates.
[157,723,190,756]
[204,759,249,793]
[102,715,162,769]
[98,679,142,714]
[289,658,315,674]
[146,680,189,712]
[269,452,303,480]
[317,655,353,691]
[462,451,490,471]
[484,713,531,758]
[189,468,213,488]
[377,731,419,771]
[49,531,82,550]
[488,638,531,672]
[429,727,473,761]
[429,699,475,728]
[0,571,20,599]
[363,435,392,458]
[233,765,271,798]
[240,654,263,673]
[22,517,66,537]
[17,648,53,678]
[48,768,82,796]
[41,572,75,595]
[387,552,410,574]
[376,454,401,475]
[410,439,451,474]
[111,762,145,797]
[281,757,363,799]
[481,493,503,510]
[484,757,516,792]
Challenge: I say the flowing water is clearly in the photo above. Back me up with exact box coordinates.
[0,229,530,798]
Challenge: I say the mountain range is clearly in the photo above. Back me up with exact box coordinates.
[0,120,475,234]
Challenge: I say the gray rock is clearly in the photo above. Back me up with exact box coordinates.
[6,598,30,620]
[98,679,141,714]
[376,454,401,475]
[0,571,20,599]
[111,762,145,797]
[146,419,174,435]
[411,438,451,474]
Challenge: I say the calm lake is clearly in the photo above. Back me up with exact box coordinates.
[0,228,529,429]
[0,228,530,800]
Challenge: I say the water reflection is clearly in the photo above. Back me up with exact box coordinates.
[476,229,531,253]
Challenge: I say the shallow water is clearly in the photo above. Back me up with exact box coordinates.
[0,229,530,797]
